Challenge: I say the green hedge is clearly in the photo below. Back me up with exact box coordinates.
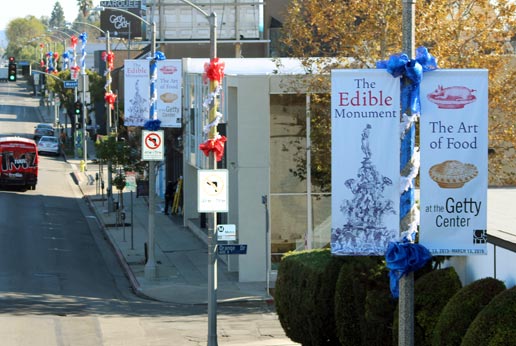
[275,249,345,345]
[432,277,505,346]
[393,267,462,346]
[334,256,394,346]
[461,285,516,346]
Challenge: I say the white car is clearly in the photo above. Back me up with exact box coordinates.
[37,136,60,156]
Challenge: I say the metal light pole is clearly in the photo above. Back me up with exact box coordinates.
[79,32,88,169]
[75,21,116,211]
[206,13,218,346]
[399,0,416,345]
[93,6,160,280]
[145,21,158,280]
[176,1,219,342]
[106,31,112,132]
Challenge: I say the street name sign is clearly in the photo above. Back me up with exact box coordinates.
[64,80,78,88]
[218,244,247,255]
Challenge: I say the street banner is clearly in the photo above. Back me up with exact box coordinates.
[124,60,150,127]
[420,70,488,255]
[156,60,182,128]
[331,69,400,255]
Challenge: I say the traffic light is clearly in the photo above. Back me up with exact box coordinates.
[74,101,83,117]
[8,57,16,82]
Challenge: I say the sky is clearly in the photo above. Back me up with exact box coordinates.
[0,0,101,31]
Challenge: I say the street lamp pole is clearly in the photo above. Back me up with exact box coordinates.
[175,1,219,343]
[206,12,218,346]
[399,1,416,345]
[78,32,88,169]
[145,21,158,280]
[94,6,159,280]
[75,21,116,212]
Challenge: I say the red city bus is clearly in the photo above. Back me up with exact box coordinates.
[0,137,38,190]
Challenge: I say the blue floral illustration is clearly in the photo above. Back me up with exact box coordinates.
[332,124,397,255]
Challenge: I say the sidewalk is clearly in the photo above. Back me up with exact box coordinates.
[73,163,272,305]
[37,104,272,305]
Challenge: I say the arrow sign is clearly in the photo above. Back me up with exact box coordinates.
[141,130,164,161]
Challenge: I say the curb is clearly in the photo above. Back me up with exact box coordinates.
[83,194,151,301]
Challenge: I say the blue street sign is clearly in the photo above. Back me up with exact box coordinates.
[64,80,78,88]
[218,244,248,255]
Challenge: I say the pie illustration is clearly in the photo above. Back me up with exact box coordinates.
[160,92,178,103]
[429,160,478,188]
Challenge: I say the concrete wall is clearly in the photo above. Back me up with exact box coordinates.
[225,76,270,282]
[448,241,516,289]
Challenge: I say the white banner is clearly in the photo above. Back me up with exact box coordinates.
[420,70,488,255]
[156,60,182,128]
[331,69,400,255]
[124,60,150,127]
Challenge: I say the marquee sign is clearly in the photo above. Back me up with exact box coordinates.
[100,1,143,38]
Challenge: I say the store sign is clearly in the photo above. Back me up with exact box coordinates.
[331,69,400,256]
[419,70,488,255]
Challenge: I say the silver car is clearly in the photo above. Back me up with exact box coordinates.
[37,136,60,156]
[34,123,54,140]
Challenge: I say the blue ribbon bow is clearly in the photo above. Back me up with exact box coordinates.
[79,32,88,44]
[144,119,162,131]
[376,46,437,115]
[385,240,432,298]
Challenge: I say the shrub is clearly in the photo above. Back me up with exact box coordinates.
[334,256,394,346]
[461,285,516,346]
[432,277,505,346]
[393,267,462,346]
[275,249,345,345]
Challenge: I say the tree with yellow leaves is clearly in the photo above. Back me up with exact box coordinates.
[279,0,516,185]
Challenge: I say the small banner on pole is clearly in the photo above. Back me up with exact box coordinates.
[156,60,182,128]
[419,69,488,255]
[124,60,150,127]
[331,69,400,256]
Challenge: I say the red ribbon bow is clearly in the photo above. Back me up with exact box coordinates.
[199,136,227,161]
[102,51,115,71]
[203,58,225,84]
[70,36,78,48]
[104,92,117,109]
[53,52,59,60]
[70,66,80,78]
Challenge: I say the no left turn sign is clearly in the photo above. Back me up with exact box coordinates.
[142,130,164,161]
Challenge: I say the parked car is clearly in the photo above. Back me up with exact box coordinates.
[37,136,60,156]
[34,123,54,140]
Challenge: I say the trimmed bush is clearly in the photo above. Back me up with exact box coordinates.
[432,277,506,346]
[393,267,462,346]
[461,285,516,346]
[334,256,394,346]
[275,249,345,345]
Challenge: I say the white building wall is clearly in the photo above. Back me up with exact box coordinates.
[226,76,270,282]
[447,187,516,289]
